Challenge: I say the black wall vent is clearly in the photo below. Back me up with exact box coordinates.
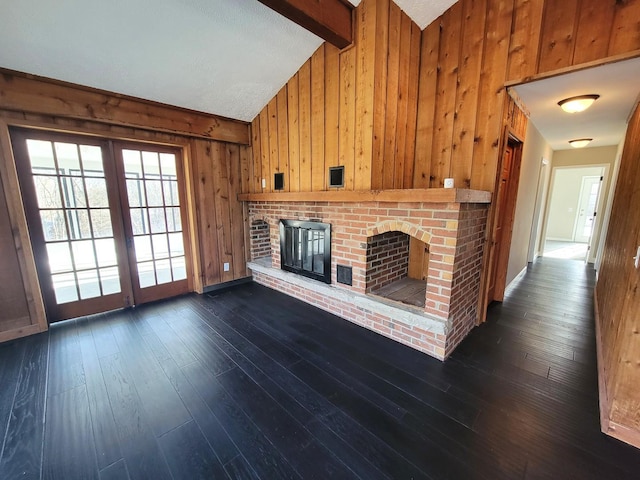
[337,265,352,286]
[274,172,284,190]
[328,166,344,188]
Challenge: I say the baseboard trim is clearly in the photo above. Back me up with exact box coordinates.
[203,276,252,294]
[0,323,44,343]
[594,287,640,450]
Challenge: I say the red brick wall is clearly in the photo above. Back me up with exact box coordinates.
[247,200,489,359]
[250,220,270,260]
[366,231,409,292]
[445,203,489,356]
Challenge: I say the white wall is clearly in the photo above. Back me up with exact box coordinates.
[541,145,618,259]
[545,167,603,240]
[506,122,553,287]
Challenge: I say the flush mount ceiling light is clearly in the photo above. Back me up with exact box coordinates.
[569,138,593,148]
[558,94,600,113]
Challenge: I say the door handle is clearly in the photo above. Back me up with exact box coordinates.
[634,246,640,269]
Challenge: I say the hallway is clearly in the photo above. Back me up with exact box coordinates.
[0,258,639,479]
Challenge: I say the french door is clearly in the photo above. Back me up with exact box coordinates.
[11,128,191,322]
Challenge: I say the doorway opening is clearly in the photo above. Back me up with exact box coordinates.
[542,165,606,262]
[487,135,524,303]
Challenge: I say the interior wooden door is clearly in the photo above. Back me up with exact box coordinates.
[113,143,191,304]
[488,137,523,303]
[11,128,134,322]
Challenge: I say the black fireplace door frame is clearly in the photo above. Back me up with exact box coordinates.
[279,219,331,284]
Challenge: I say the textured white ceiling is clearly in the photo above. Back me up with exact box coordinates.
[0,0,454,122]
[512,58,640,150]
[392,0,457,28]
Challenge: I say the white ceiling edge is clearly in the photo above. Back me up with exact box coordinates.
[0,0,324,122]
[392,0,457,29]
[0,0,455,123]
[512,58,640,151]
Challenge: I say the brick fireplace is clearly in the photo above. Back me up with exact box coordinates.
[241,189,491,360]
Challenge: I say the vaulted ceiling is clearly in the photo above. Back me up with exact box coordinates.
[0,0,455,122]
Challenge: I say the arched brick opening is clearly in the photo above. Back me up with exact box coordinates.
[367,220,432,245]
[365,222,430,308]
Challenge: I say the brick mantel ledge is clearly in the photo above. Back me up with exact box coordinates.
[238,188,491,204]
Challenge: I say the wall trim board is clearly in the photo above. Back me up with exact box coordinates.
[594,287,640,450]
[0,69,250,145]
[505,49,640,87]
[0,118,48,335]
[594,287,610,431]
[203,276,253,294]
[238,188,492,203]
[0,323,44,344]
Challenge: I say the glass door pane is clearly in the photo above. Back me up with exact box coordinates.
[118,145,189,303]
[11,129,132,322]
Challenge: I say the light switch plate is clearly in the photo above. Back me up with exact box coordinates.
[223,262,230,272]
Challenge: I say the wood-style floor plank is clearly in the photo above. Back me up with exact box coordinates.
[157,420,228,480]
[2,257,640,479]
[0,333,48,480]
[42,385,99,480]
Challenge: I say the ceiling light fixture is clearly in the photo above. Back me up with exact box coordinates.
[558,94,600,113]
[569,138,593,148]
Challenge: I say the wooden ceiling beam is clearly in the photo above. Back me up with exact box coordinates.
[257,0,353,49]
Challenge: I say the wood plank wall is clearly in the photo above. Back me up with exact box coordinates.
[415,0,640,192]
[595,102,640,445]
[0,74,251,341]
[248,0,421,193]
[247,0,640,194]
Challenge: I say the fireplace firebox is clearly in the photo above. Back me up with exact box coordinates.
[279,219,331,284]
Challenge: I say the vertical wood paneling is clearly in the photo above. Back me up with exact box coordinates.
[537,0,581,73]
[276,87,290,191]
[287,73,300,192]
[211,142,234,283]
[247,0,640,196]
[311,46,326,191]
[258,109,270,192]
[371,0,390,190]
[0,176,31,331]
[608,0,640,56]
[470,0,514,192]
[250,117,262,194]
[451,0,487,189]
[573,0,616,65]
[225,144,247,280]
[597,103,640,431]
[267,98,279,189]
[414,21,441,188]
[240,128,252,194]
[506,0,544,82]
[192,139,249,287]
[382,2,402,190]
[354,0,376,191]
[393,13,411,189]
[403,22,421,189]
[339,44,357,190]
[430,2,463,188]
[298,61,312,192]
[325,44,340,175]
[192,140,221,285]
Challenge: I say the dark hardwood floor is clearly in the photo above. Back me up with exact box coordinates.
[1,257,640,479]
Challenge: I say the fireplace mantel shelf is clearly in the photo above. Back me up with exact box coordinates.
[238,188,491,204]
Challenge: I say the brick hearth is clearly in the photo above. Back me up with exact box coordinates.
[244,192,489,360]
